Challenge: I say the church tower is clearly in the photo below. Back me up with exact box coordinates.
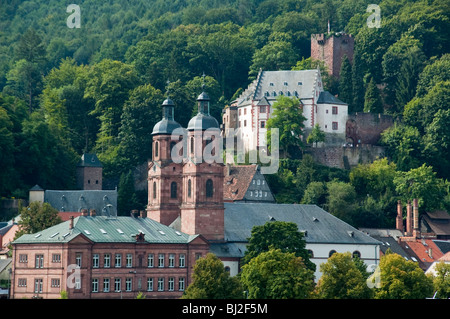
[147,96,184,225]
[181,83,225,241]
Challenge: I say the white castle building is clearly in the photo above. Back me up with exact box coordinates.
[222,69,348,151]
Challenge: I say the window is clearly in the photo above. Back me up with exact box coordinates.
[19,254,28,263]
[92,278,98,292]
[329,250,337,257]
[93,254,99,268]
[35,254,43,268]
[332,106,338,114]
[332,122,338,130]
[51,279,60,288]
[257,179,260,185]
[126,254,133,268]
[225,266,230,273]
[147,278,154,291]
[260,121,265,128]
[169,254,175,267]
[158,278,164,291]
[158,254,164,267]
[353,251,361,259]
[18,278,27,287]
[126,278,132,292]
[188,179,192,198]
[170,182,177,199]
[179,254,185,268]
[114,278,121,292]
[168,277,175,291]
[239,109,241,115]
[190,137,194,154]
[34,279,43,293]
[272,91,276,97]
[195,253,202,260]
[260,106,266,113]
[153,181,157,199]
[308,250,314,258]
[52,254,61,263]
[270,82,274,86]
[155,141,159,157]
[103,278,110,292]
[206,179,213,198]
[279,91,283,96]
[287,91,291,96]
[148,254,154,268]
[75,277,81,289]
[244,120,247,127]
[284,81,288,86]
[115,254,122,267]
[298,82,302,85]
[76,253,82,267]
[104,254,111,268]
[265,91,270,97]
[179,277,185,291]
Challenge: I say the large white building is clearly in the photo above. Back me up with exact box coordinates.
[223,69,348,151]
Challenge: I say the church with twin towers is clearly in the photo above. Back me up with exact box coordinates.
[147,81,225,242]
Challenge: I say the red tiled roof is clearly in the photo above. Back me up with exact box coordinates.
[404,239,443,263]
[58,212,82,222]
[439,252,450,262]
[223,165,257,201]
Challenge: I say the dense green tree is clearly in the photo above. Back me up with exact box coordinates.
[182,253,242,299]
[240,248,315,299]
[380,123,423,172]
[315,252,373,299]
[393,164,447,212]
[301,181,327,206]
[431,261,450,299]
[415,54,450,98]
[306,124,326,147]
[375,253,434,299]
[14,202,62,239]
[325,180,357,224]
[266,95,306,157]
[338,55,353,110]
[242,221,315,272]
[363,77,383,113]
[0,106,15,196]
[117,84,164,171]
[117,170,138,216]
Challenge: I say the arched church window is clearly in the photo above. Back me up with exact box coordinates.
[170,182,177,199]
[188,179,192,198]
[155,141,159,158]
[153,182,157,199]
[206,179,213,198]
[190,137,194,154]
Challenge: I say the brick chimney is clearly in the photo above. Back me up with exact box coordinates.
[90,209,96,217]
[396,200,404,232]
[139,210,147,218]
[406,200,412,236]
[69,216,74,230]
[413,198,420,238]
[81,209,88,217]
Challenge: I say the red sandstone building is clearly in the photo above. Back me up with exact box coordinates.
[11,212,209,299]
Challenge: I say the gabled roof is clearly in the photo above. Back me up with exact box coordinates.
[13,216,202,245]
[399,239,444,270]
[29,184,44,191]
[317,91,347,105]
[223,165,275,202]
[223,203,381,245]
[237,70,320,106]
[44,189,117,217]
[77,153,102,168]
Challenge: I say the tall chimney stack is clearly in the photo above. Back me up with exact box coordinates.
[406,200,412,236]
[413,198,420,238]
[69,216,74,230]
[396,200,403,232]
[81,209,88,217]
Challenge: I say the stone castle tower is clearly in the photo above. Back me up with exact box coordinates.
[148,85,225,242]
[76,153,103,190]
[311,32,354,79]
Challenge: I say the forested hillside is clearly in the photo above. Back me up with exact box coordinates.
[0,0,449,225]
